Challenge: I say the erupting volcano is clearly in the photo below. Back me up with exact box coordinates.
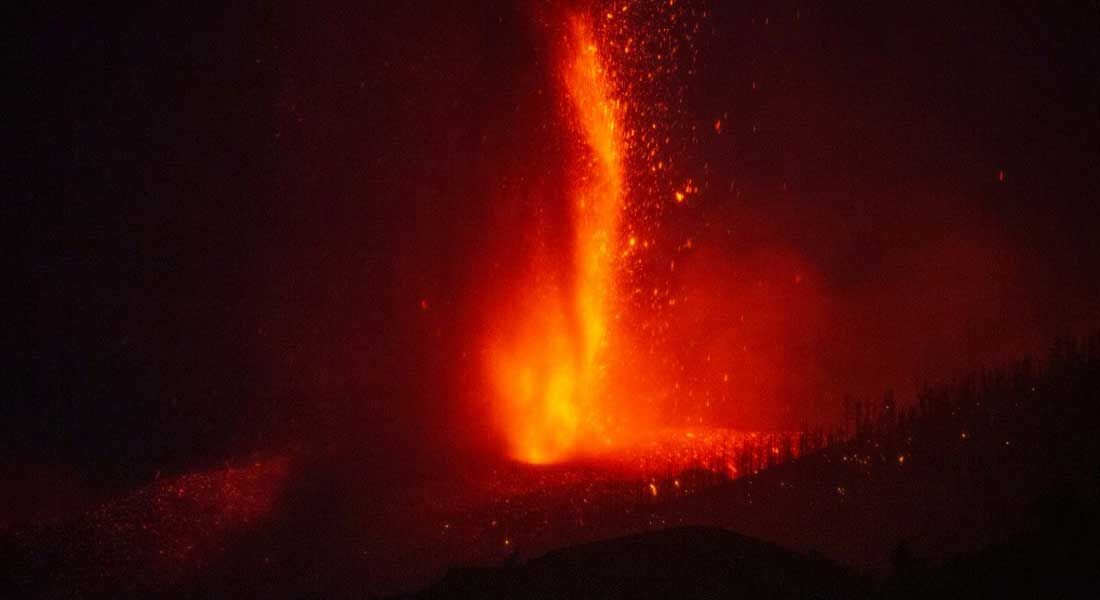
[488,13,627,464]
[15,0,1100,597]
[485,2,704,465]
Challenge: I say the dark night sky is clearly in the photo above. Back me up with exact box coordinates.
[11,2,1100,489]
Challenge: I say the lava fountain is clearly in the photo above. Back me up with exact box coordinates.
[488,12,627,464]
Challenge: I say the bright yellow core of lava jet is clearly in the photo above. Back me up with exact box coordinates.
[489,14,624,465]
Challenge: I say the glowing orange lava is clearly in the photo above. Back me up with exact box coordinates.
[489,13,625,464]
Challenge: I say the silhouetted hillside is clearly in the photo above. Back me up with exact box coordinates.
[406,526,870,599]
[404,499,1100,600]
[881,519,1100,598]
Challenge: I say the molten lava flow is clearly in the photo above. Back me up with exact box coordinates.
[489,14,625,464]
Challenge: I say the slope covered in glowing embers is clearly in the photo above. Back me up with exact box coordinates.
[0,459,288,596]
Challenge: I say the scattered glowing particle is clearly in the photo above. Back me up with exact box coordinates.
[897,455,905,465]
[674,191,685,203]
[648,482,658,497]
[713,119,721,133]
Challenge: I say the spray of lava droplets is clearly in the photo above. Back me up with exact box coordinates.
[489,1,704,464]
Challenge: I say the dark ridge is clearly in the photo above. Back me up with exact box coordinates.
[404,525,869,599]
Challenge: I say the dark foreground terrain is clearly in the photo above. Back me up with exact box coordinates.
[408,511,1100,599]
[407,526,871,599]
[3,336,1098,597]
